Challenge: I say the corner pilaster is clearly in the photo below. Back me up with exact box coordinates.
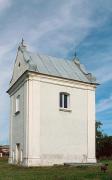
[87,88,96,163]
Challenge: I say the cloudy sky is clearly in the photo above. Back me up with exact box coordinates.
[0,0,112,144]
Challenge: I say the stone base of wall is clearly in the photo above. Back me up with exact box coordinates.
[87,158,97,163]
[8,155,97,167]
[8,157,41,166]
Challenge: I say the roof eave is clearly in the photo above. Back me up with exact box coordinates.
[7,70,99,94]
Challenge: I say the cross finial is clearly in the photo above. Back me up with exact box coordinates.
[18,38,27,52]
[21,38,24,46]
[72,49,80,63]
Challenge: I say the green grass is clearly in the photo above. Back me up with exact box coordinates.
[0,158,112,180]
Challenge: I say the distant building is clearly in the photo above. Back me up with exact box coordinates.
[7,41,98,166]
[0,145,9,157]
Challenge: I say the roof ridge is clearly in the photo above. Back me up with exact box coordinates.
[27,50,70,62]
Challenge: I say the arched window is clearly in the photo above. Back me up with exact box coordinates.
[59,92,70,109]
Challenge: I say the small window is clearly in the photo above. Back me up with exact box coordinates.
[15,95,20,113]
[59,92,70,109]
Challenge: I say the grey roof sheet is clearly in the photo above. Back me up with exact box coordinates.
[22,49,96,84]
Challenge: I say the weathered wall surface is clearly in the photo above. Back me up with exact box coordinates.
[9,83,25,164]
[39,76,96,165]
[26,75,96,166]
[9,73,96,166]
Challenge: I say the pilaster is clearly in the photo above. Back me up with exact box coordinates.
[87,88,96,163]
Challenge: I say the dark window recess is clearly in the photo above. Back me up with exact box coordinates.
[59,92,69,109]
[60,93,63,107]
[64,94,67,108]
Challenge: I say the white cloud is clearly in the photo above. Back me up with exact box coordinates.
[0,0,12,11]
[93,64,112,83]
[0,43,14,60]
[24,0,106,57]
[0,0,110,57]
[96,95,112,113]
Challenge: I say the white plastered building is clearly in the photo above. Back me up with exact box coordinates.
[7,42,98,166]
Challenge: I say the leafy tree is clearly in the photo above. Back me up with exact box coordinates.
[96,121,103,139]
[96,120,112,159]
[96,120,104,158]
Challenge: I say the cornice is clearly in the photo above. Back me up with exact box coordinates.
[7,70,98,95]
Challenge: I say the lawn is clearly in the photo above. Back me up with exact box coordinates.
[0,158,112,180]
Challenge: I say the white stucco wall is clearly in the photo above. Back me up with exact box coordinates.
[26,74,96,166]
[40,82,87,164]
[8,73,96,166]
[39,77,96,165]
[9,84,24,164]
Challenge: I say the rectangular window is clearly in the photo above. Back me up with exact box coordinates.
[15,95,20,113]
[59,92,70,109]
[64,94,68,108]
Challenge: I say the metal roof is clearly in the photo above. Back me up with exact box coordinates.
[21,47,96,84]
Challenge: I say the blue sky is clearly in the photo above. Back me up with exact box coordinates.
[0,0,112,144]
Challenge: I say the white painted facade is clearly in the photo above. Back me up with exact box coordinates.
[8,47,97,166]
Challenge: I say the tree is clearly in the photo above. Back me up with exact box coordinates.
[96,121,104,158]
[96,121,103,139]
[96,120,112,159]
